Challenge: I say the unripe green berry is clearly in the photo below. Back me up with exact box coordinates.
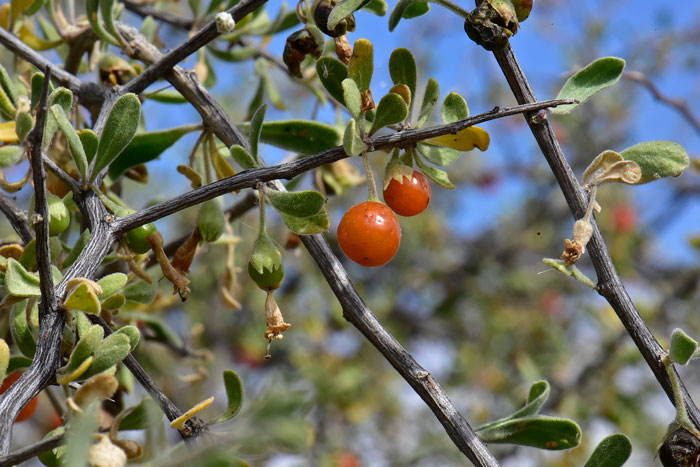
[248,232,284,291]
[197,200,225,243]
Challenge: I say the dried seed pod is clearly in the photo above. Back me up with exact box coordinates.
[464,0,516,51]
[659,427,700,467]
[312,0,356,37]
[282,27,325,78]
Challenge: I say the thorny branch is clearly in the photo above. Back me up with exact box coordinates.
[491,44,700,429]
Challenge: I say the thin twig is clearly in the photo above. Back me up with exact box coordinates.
[110,99,575,234]
[624,70,700,137]
[123,0,268,95]
[299,234,500,466]
[28,68,57,311]
[0,29,110,107]
[43,154,81,194]
[0,194,33,243]
[88,316,206,446]
[122,0,195,29]
[491,43,700,429]
[0,433,65,466]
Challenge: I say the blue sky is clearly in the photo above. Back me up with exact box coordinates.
[125,0,700,263]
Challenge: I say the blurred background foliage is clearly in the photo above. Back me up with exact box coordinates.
[2,0,700,465]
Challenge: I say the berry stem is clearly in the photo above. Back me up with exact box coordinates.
[361,151,379,202]
[257,183,267,234]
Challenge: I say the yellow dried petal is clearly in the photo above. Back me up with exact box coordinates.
[170,396,215,430]
[424,126,490,151]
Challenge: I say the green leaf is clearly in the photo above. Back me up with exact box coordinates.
[50,104,88,182]
[0,339,8,383]
[62,403,99,467]
[82,333,131,379]
[328,0,368,30]
[11,302,36,358]
[551,57,626,114]
[268,189,326,218]
[317,57,349,105]
[348,39,373,92]
[100,293,125,310]
[670,328,698,365]
[97,273,127,300]
[15,110,34,142]
[122,279,157,304]
[144,89,188,104]
[279,208,331,235]
[0,145,23,168]
[417,143,461,166]
[343,118,368,156]
[389,48,417,113]
[362,0,388,15]
[249,104,266,161]
[72,310,93,339]
[48,87,73,114]
[107,124,199,179]
[342,78,362,120]
[61,324,104,375]
[230,145,257,170]
[620,140,689,184]
[6,258,55,297]
[389,0,430,31]
[115,325,140,351]
[63,229,90,269]
[210,370,245,424]
[476,415,582,450]
[414,151,454,189]
[77,129,98,164]
[370,93,408,134]
[64,282,102,315]
[237,120,341,155]
[118,398,163,431]
[584,433,632,467]
[30,72,53,110]
[442,91,469,123]
[401,1,430,18]
[92,93,141,181]
[0,86,16,121]
[0,64,18,107]
[513,381,550,418]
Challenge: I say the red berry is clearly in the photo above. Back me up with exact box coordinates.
[383,171,431,217]
[337,201,401,267]
[0,371,39,422]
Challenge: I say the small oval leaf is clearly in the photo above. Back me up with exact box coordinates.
[210,370,244,424]
[92,93,141,181]
[279,208,330,235]
[238,120,341,155]
[670,328,698,365]
[389,48,417,109]
[370,93,408,134]
[476,415,582,450]
[317,57,349,105]
[343,118,368,156]
[620,140,689,184]
[552,57,626,114]
[442,91,469,123]
[348,39,373,93]
[584,433,632,467]
[342,78,362,120]
[268,189,326,218]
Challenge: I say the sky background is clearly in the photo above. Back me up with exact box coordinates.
[119,0,700,269]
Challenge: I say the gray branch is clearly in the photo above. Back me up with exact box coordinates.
[491,43,700,428]
[0,194,33,244]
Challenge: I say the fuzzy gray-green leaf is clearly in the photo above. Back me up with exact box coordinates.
[552,57,626,114]
[370,93,408,134]
[210,370,245,424]
[82,333,131,378]
[670,328,698,365]
[317,57,348,105]
[279,208,330,235]
[476,415,582,450]
[0,146,23,168]
[389,48,417,113]
[50,104,88,182]
[92,93,141,181]
[620,140,689,184]
[343,118,368,156]
[268,189,326,218]
[584,433,632,467]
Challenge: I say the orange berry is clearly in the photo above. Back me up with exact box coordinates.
[383,171,431,217]
[337,201,401,267]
